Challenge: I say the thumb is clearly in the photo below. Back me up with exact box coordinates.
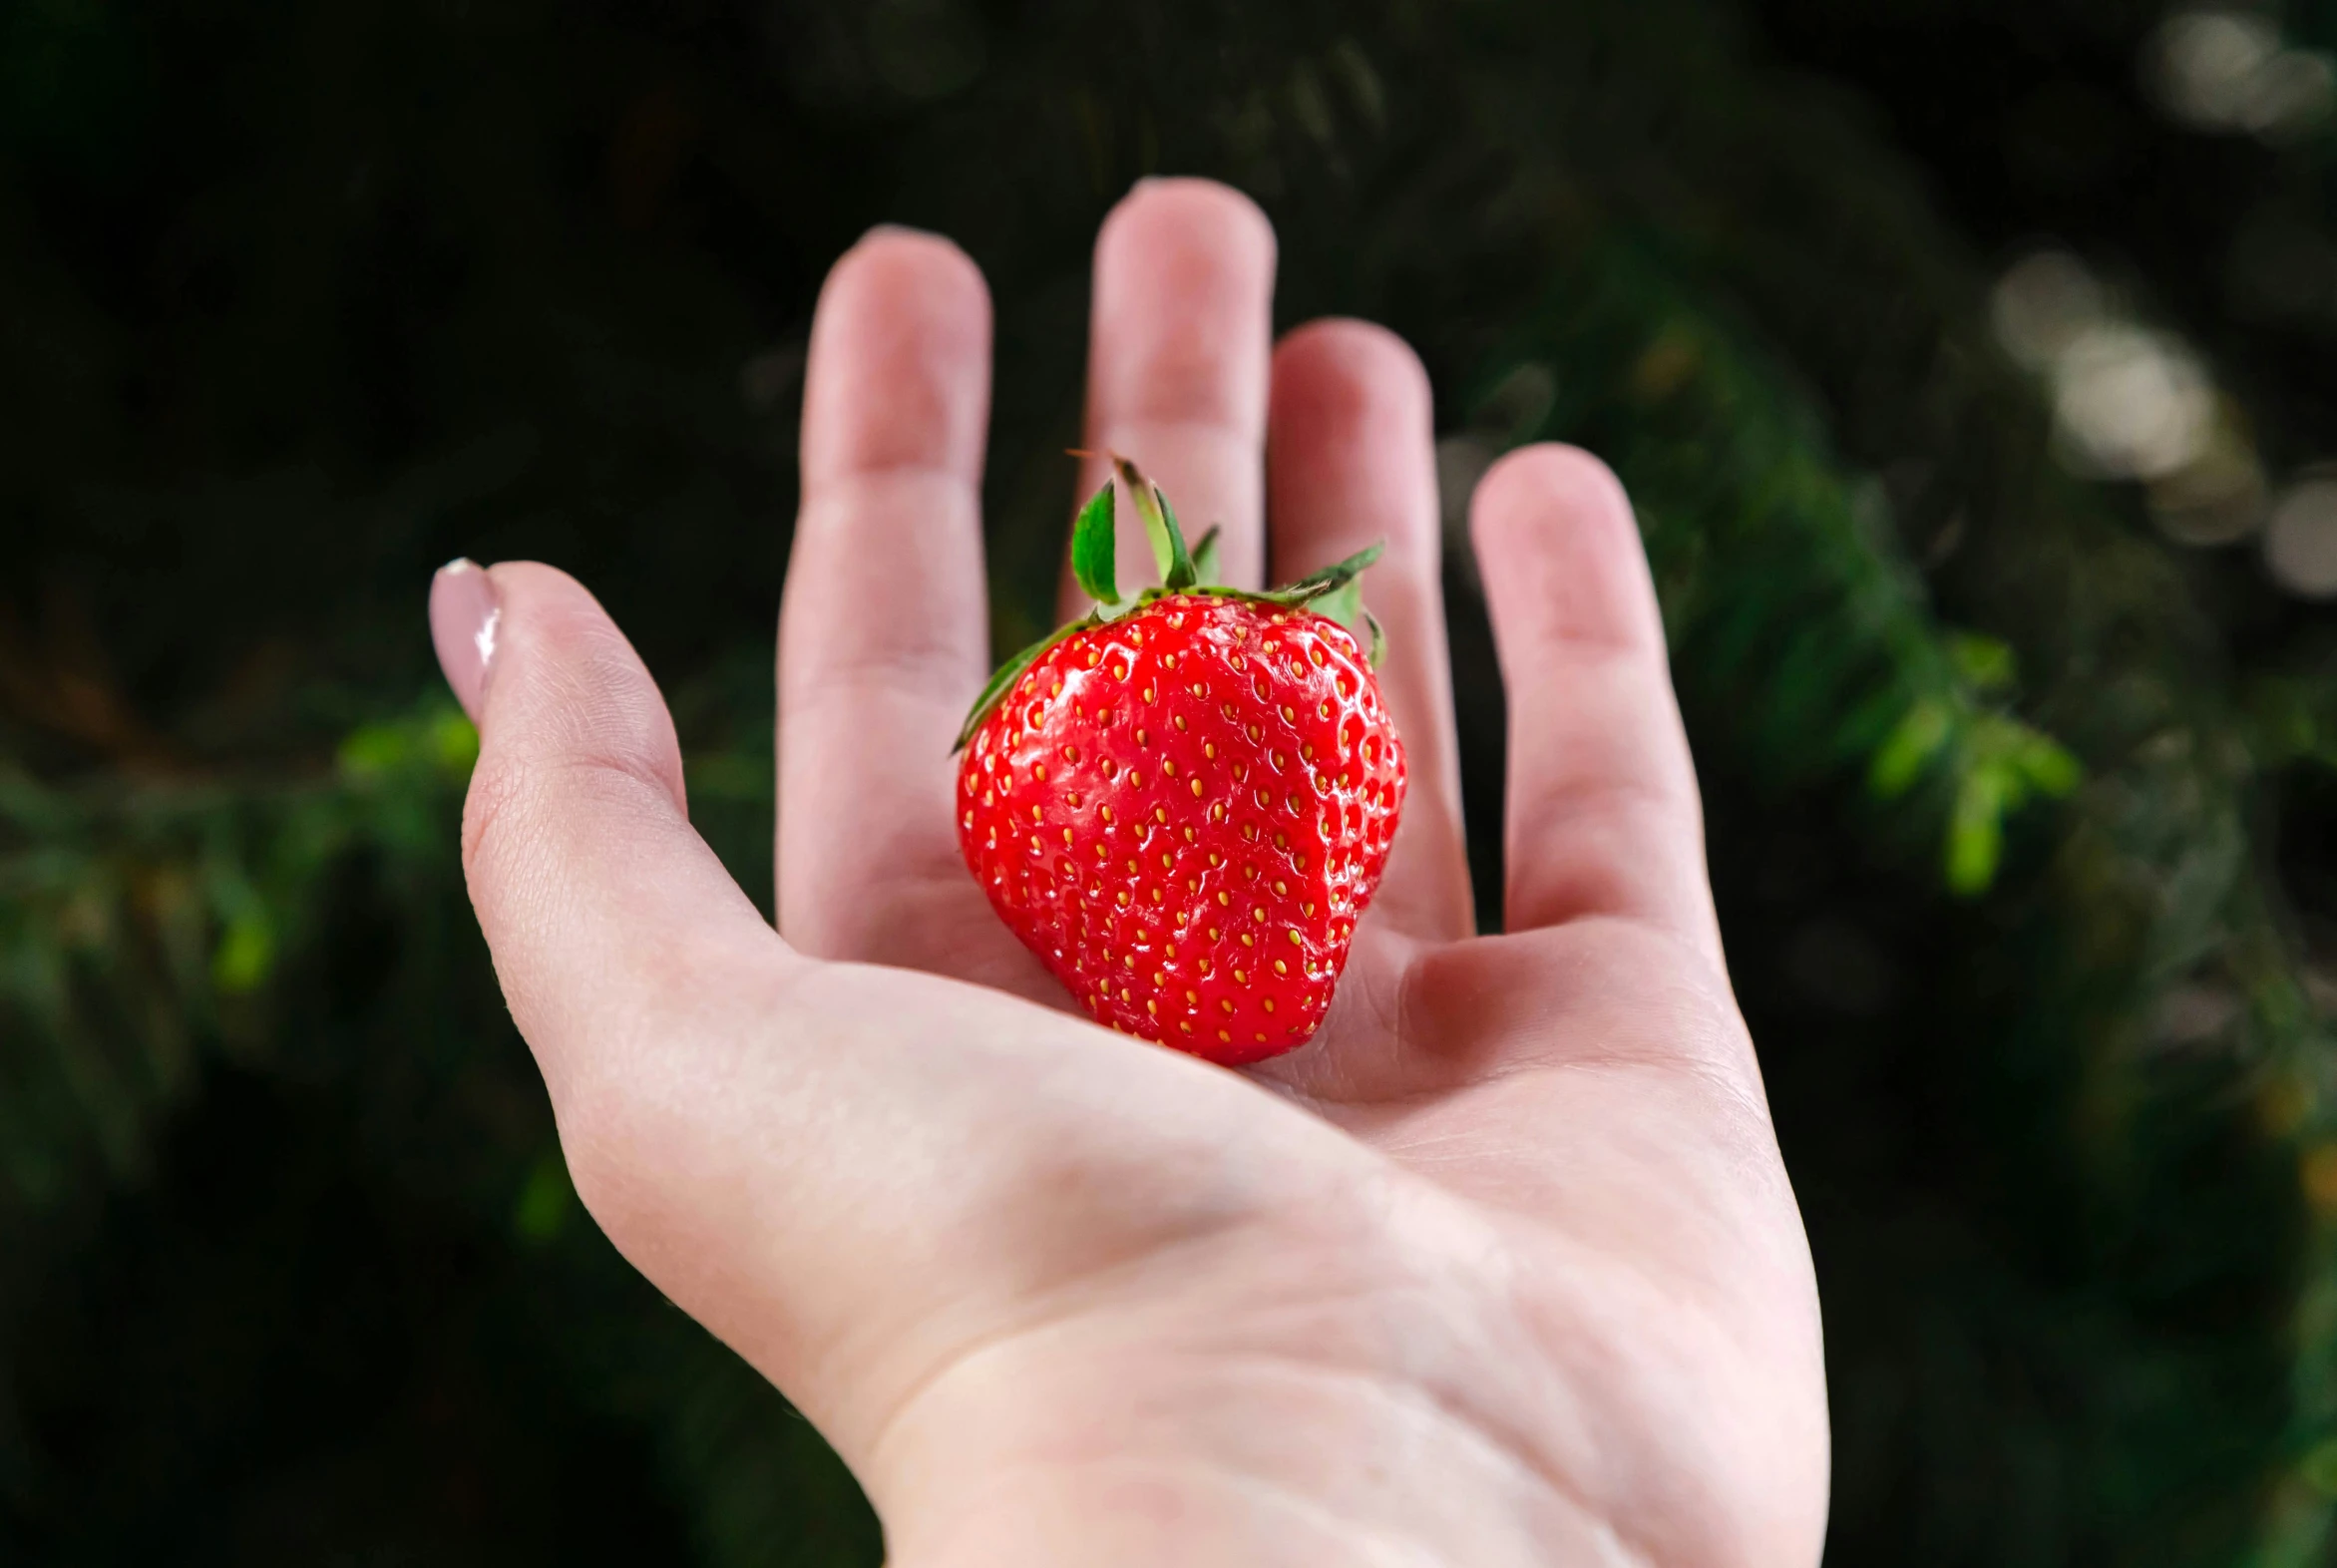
[431,560,786,1107]
[425,560,1326,1491]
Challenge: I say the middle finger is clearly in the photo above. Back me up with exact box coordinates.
[1058,178,1277,616]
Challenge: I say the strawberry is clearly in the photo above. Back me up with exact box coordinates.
[956,459,1405,1065]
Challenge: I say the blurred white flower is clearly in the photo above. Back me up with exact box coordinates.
[2249,49,2337,139]
[1991,249,2107,370]
[2147,9,2335,141]
[2049,323,2214,481]
[1994,246,2267,539]
[2264,479,2337,596]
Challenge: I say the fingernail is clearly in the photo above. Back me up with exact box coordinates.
[429,559,502,723]
[860,220,941,244]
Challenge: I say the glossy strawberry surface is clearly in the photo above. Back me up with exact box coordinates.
[958,593,1404,1065]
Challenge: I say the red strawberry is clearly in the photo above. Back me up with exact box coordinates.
[956,459,1405,1065]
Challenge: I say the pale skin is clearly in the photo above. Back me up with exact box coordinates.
[428,179,1829,1566]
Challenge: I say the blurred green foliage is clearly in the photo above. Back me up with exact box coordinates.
[7,0,2337,1563]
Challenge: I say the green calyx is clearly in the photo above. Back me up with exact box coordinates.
[953,456,1387,752]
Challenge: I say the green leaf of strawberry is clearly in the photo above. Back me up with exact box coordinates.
[1190,525,1224,586]
[1070,480,1120,607]
[1259,541,1385,607]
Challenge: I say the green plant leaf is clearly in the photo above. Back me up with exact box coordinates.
[211,910,276,994]
[430,708,480,774]
[1363,609,1386,668]
[1949,631,2019,694]
[1191,525,1223,586]
[2015,733,2082,797]
[336,722,408,780]
[2301,1436,2337,1497]
[1946,764,2010,896]
[1869,698,1953,799]
[1071,481,1119,605]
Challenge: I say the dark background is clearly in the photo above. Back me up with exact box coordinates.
[7,0,2337,1562]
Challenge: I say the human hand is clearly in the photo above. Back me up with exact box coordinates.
[429,179,1827,1567]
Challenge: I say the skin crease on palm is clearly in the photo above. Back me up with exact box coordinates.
[430,179,1830,1566]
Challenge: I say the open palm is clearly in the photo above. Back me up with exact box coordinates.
[437,180,1826,1566]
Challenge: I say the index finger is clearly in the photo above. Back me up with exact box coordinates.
[777,228,1042,987]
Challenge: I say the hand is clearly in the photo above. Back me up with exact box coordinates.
[430,179,1827,1567]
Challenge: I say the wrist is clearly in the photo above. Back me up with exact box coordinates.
[874,1353,1595,1568]
[855,1232,1824,1568]
[856,1234,1631,1568]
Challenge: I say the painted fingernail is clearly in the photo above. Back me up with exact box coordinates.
[429,559,502,723]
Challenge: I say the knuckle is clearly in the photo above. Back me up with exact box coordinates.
[460,745,681,887]
[459,751,531,885]
[549,1069,671,1255]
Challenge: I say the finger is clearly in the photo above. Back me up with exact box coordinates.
[1469,446,1721,960]
[451,562,795,1110]
[1267,320,1471,942]
[779,228,1007,971]
[1060,178,1275,615]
